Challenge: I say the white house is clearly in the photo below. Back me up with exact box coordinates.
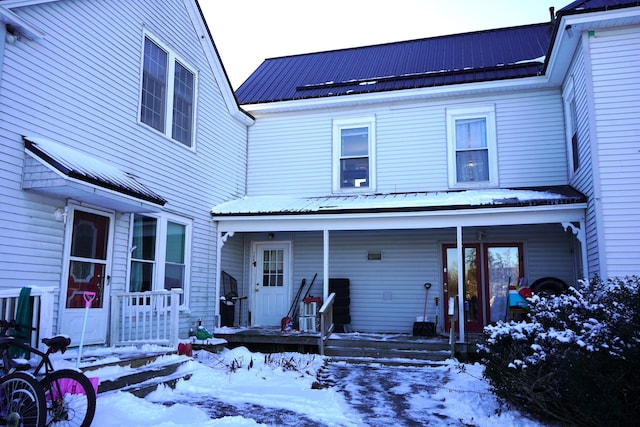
[0,0,251,346]
[213,0,640,339]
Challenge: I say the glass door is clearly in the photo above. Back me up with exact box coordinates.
[443,244,483,333]
[485,244,523,323]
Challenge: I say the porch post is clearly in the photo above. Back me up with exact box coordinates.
[563,220,589,280]
[323,229,329,301]
[456,226,465,339]
[215,229,234,328]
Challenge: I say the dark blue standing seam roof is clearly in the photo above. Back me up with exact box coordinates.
[236,23,553,104]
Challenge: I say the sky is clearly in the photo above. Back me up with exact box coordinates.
[201,0,563,89]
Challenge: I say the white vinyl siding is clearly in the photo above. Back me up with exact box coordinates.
[563,45,599,277]
[0,0,247,335]
[246,90,567,197]
[589,26,640,277]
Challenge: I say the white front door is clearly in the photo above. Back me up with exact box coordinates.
[253,242,291,326]
[60,207,114,345]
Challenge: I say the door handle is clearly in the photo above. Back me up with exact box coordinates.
[255,283,260,292]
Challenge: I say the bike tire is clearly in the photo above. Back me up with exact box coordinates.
[40,369,96,427]
[0,371,46,427]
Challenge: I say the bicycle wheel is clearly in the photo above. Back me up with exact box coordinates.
[40,370,96,427]
[0,371,46,427]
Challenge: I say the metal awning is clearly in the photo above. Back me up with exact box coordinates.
[23,136,166,212]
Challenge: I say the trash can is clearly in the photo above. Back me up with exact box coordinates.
[220,299,235,327]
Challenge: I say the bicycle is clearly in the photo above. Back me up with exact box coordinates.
[0,371,46,427]
[0,320,96,427]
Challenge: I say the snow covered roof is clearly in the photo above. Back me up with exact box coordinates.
[23,136,166,208]
[212,187,586,217]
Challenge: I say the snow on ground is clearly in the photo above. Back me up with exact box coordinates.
[81,346,547,427]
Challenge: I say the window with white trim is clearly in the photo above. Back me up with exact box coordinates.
[447,106,498,187]
[333,117,376,192]
[129,213,191,305]
[140,34,196,148]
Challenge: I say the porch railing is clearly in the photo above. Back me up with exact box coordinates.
[0,286,57,352]
[110,289,182,347]
[318,292,336,356]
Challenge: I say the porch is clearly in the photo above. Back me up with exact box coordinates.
[212,327,482,362]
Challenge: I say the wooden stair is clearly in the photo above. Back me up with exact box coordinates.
[323,334,454,366]
[80,351,194,397]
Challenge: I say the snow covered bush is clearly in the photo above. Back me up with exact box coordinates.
[478,276,640,426]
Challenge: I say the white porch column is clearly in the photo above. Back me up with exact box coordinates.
[215,230,233,327]
[456,226,465,339]
[323,229,329,301]
[563,220,589,280]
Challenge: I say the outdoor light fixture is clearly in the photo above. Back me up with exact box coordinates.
[54,206,68,223]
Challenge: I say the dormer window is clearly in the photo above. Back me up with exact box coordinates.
[333,117,376,192]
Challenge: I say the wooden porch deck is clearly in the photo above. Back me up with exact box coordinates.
[212,327,483,361]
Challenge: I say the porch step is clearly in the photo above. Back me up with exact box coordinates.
[324,334,453,364]
[81,352,194,397]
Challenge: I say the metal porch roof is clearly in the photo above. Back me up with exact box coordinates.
[212,187,586,217]
[23,136,167,209]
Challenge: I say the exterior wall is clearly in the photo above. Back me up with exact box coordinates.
[231,224,576,333]
[589,25,640,277]
[246,89,567,197]
[0,0,247,336]
[564,43,600,278]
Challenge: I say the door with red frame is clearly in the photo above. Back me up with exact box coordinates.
[60,208,113,345]
[443,244,483,333]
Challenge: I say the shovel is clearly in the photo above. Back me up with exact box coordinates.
[76,291,96,369]
[413,283,436,337]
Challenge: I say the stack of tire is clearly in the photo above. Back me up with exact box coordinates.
[329,278,351,333]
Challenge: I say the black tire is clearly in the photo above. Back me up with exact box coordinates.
[530,277,568,297]
[0,371,46,427]
[40,369,96,427]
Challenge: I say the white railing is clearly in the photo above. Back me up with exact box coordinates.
[0,286,57,352]
[110,289,182,347]
[318,293,335,356]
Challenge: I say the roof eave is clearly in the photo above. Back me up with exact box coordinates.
[241,74,552,114]
[213,202,588,233]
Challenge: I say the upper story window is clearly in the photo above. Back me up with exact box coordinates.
[564,81,580,174]
[129,213,191,306]
[333,117,376,192]
[447,106,498,188]
[140,34,196,148]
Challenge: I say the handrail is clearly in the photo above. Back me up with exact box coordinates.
[318,293,336,355]
[110,289,182,346]
[0,286,57,351]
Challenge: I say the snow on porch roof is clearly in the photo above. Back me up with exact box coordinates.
[211,187,586,217]
[23,136,167,207]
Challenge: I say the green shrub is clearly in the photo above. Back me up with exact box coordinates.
[479,276,640,426]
